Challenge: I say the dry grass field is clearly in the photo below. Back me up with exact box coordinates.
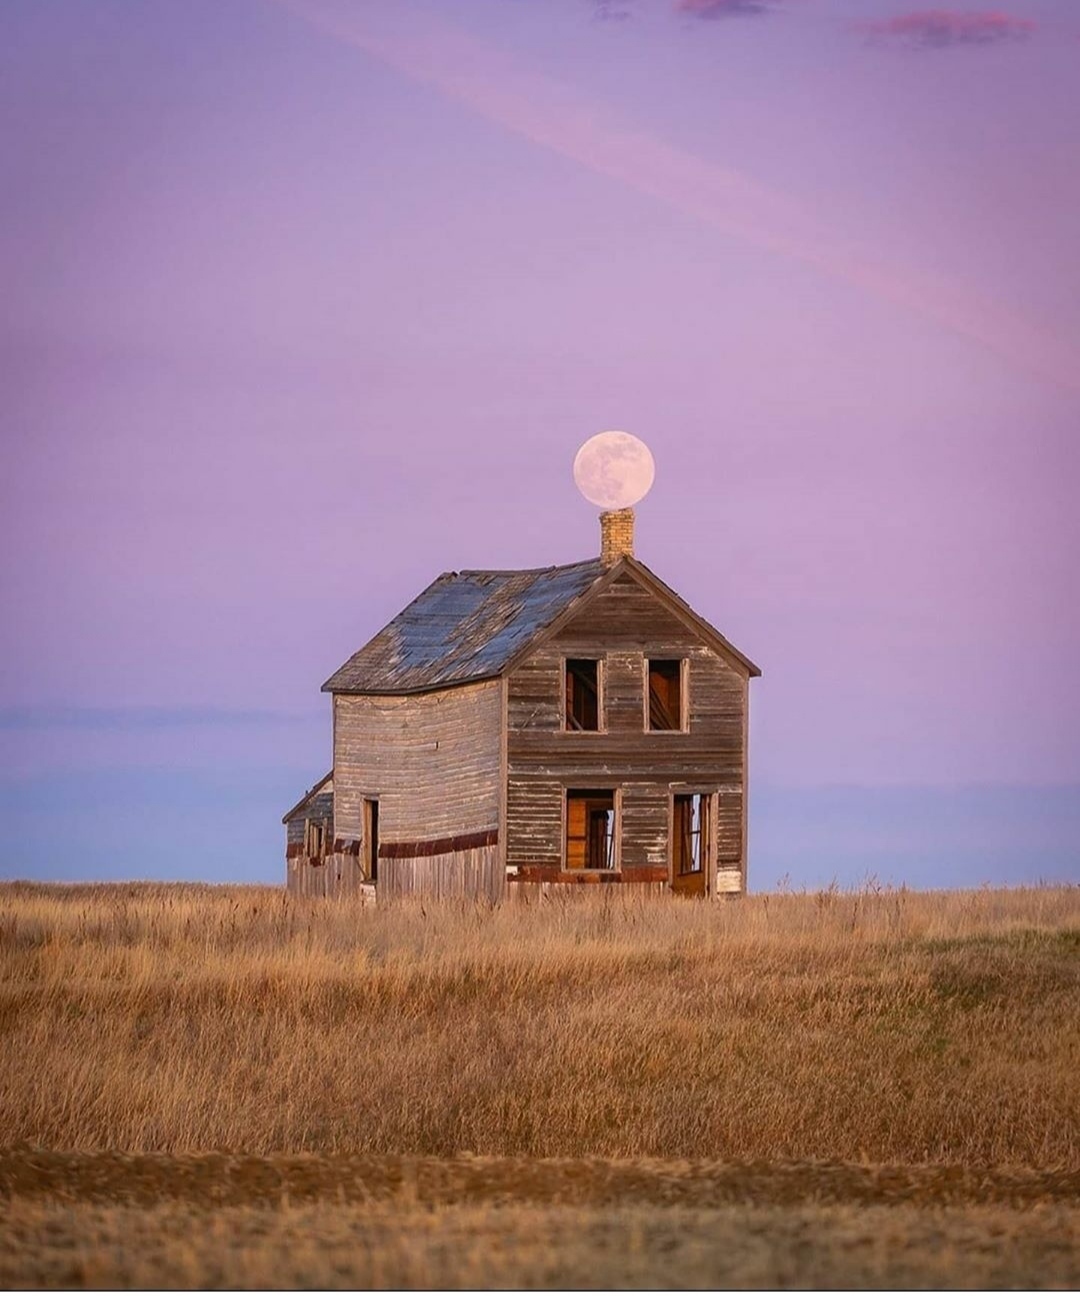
[5,1181,1079,1288]
[1,881,1078,1287]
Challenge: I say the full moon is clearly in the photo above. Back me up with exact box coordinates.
[572,431,655,511]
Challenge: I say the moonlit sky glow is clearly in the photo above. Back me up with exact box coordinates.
[2,0,1077,888]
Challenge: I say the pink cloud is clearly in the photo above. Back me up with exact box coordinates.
[858,10,1037,49]
[676,0,776,16]
[279,0,1078,396]
[591,0,635,21]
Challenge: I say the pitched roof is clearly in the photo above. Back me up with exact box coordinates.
[281,771,333,823]
[322,559,606,694]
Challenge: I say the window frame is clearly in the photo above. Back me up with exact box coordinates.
[304,817,326,859]
[563,786,621,871]
[644,656,689,733]
[669,789,716,887]
[362,796,379,883]
[562,656,605,733]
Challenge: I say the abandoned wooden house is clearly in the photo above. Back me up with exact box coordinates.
[284,506,760,901]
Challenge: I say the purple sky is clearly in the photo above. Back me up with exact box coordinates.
[2,0,1078,888]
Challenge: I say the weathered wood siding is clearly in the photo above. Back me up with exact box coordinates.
[333,678,503,901]
[285,791,333,848]
[380,845,503,902]
[287,854,375,901]
[506,571,750,895]
[284,778,339,893]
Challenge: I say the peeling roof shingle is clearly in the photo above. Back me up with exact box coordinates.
[322,559,605,694]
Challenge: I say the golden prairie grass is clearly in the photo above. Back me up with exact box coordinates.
[1,881,1078,1165]
[5,1197,1079,1290]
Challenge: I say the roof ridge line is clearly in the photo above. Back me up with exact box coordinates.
[453,558,600,576]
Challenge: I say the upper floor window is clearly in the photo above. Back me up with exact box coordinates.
[565,658,601,731]
[647,659,684,731]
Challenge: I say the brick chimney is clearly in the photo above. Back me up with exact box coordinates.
[600,508,634,566]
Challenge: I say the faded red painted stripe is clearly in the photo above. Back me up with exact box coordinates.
[379,828,498,860]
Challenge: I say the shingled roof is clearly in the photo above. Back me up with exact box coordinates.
[322,559,606,695]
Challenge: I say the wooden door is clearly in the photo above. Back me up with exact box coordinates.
[363,798,379,882]
[671,793,708,897]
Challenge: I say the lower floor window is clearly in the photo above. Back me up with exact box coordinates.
[566,789,616,870]
[673,793,708,875]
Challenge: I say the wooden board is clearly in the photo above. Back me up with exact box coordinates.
[286,854,375,901]
[379,845,504,903]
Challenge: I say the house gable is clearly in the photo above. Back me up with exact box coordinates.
[500,556,760,683]
[506,567,750,739]
[504,565,750,882]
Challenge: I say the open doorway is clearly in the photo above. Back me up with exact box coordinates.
[672,792,709,897]
[363,798,379,882]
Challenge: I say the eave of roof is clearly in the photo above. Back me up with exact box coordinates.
[281,771,333,824]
